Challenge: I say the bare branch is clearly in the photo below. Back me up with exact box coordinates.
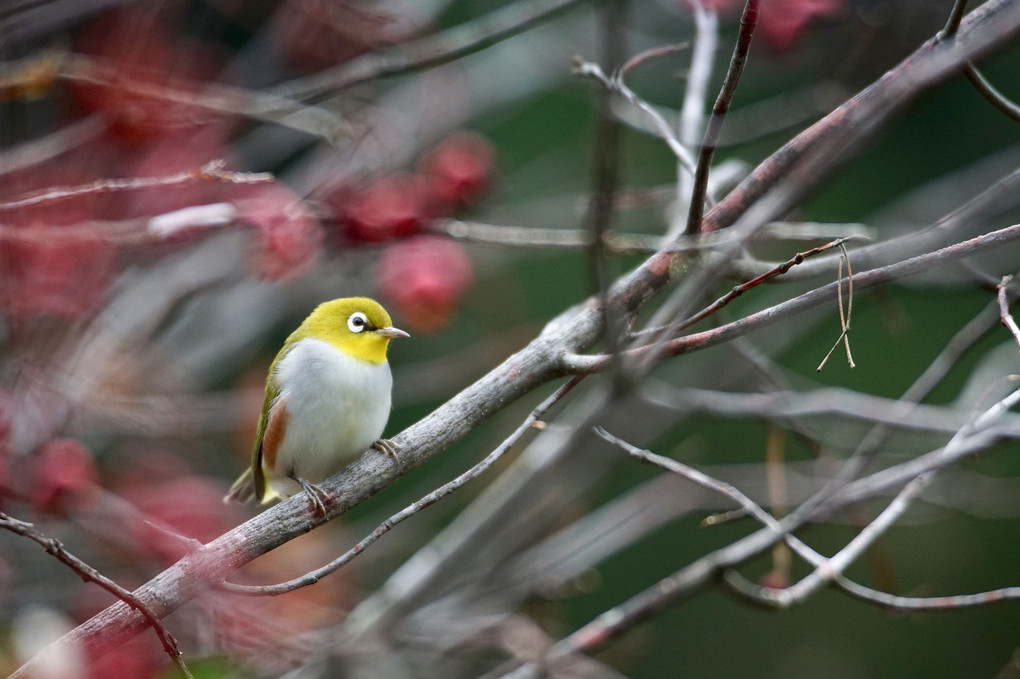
[939,0,970,39]
[643,384,1019,435]
[0,512,193,679]
[816,243,856,371]
[684,0,758,235]
[964,65,1020,121]
[59,53,348,141]
[273,0,590,101]
[675,0,718,233]
[573,55,699,177]
[564,223,1020,374]
[997,275,1020,350]
[0,160,272,212]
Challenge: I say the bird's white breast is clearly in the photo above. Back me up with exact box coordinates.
[268,337,392,496]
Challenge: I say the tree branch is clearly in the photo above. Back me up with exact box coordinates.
[684,0,758,235]
[0,512,192,679]
[273,0,590,101]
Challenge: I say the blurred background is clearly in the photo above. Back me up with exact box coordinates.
[1,0,1019,677]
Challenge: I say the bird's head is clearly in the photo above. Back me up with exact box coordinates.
[299,297,409,364]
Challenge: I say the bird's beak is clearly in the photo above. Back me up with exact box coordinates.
[375,326,410,339]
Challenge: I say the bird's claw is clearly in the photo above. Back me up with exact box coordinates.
[372,439,402,466]
[289,472,329,517]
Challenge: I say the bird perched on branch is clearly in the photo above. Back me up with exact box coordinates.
[225,297,409,515]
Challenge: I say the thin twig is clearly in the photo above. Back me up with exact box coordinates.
[679,236,856,338]
[764,426,792,583]
[0,161,272,212]
[545,389,1020,661]
[595,427,774,524]
[563,223,1020,374]
[766,471,936,607]
[573,56,699,177]
[727,168,1019,283]
[684,0,759,236]
[938,0,970,39]
[433,219,668,253]
[587,0,627,383]
[644,384,1015,434]
[274,0,590,101]
[816,243,856,371]
[434,219,869,255]
[606,236,856,349]
[0,512,193,679]
[937,0,1019,121]
[833,581,1020,610]
[60,53,348,141]
[0,116,108,178]
[676,0,718,233]
[619,43,690,78]
[996,275,1020,350]
[728,385,1020,609]
[964,64,1020,121]
[724,563,1020,611]
[221,377,583,596]
[595,427,1020,613]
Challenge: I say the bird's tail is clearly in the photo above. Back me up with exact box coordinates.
[223,467,255,504]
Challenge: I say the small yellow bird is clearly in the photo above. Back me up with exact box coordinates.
[225,297,409,515]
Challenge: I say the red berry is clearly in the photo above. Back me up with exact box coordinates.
[31,439,99,516]
[695,0,843,51]
[86,636,159,679]
[419,132,495,210]
[759,569,790,590]
[343,173,431,243]
[234,183,323,281]
[377,236,474,332]
[71,8,224,143]
[123,476,241,559]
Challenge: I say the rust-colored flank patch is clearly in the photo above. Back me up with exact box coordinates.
[261,397,289,472]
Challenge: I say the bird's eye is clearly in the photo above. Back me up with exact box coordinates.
[347,312,368,333]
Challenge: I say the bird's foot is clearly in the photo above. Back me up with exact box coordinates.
[289,472,329,517]
[372,439,402,466]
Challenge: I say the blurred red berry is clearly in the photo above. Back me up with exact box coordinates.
[759,0,843,51]
[234,183,323,280]
[343,173,431,243]
[123,476,242,560]
[419,132,495,210]
[86,636,159,679]
[71,9,224,144]
[377,236,473,332]
[681,0,842,51]
[759,568,790,590]
[31,439,99,515]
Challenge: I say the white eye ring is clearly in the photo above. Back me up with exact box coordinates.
[347,312,368,333]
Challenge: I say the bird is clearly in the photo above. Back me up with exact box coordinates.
[224,297,409,515]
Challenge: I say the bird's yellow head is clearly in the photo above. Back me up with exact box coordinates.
[295,297,409,364]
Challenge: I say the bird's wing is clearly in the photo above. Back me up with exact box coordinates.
[252,353,288,503]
